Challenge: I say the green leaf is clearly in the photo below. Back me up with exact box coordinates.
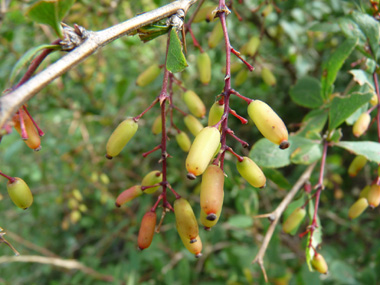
[9,44,60,85]
[351,11,380,61]
[297,109,328,139]
[227,215,253,228]
[320,38,357,101]
[334,141,380,163]
[349,69,374,89]
[27,0,75,38]
[262,168,291,190]
[328,92,373,130]
[166,29,188,73]
[250,136,322,168]
[137,21,170,43]
[290,76,323,108]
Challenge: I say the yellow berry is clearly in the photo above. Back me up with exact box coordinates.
[141,171,162,194]
[183,90,206,118]
[106,118,138,159]
[174,198,199,242]
[136,64,161,87]
[236,156,266,188]
[311,253,328,274]
[282,207,306,233]
[7,177,33,210]
[348,197,368,219]
[353,113,371,137]
[261,67,276,86]
[175,131,191,152]
[197,52,212,85]
[348,155,367,177]
[184,114,204,136]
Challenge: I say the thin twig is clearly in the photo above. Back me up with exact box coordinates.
[0,0,198,129]
[0,255,114,282]
[252,162,316,282]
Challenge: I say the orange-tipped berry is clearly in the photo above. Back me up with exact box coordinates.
[178,232,203,257]
[261,67,276,86]
[348,197,368,219]
[247,100,289,148]
[200,165,224,228]
[7,177,33,209]
[200,208,221,230]
[208,20,223,48]
[151,115,162,135]
[136,64,161,87]
[13,110,41,151]
[141,171,162,194]
[311,253,328,274]
[353,113,371,137]
[138,211,157,250]
[175,131,191,152]
[236,157,266,188]
[115,185,143,207]
[184,114,203,136]
[186,127,221,177]
[348,155,367,177]
[183,90,206,118]
[208,102,225,126]
[282,207,306,233]
[197,52,211,85]
[367,184,380,208]
[174,198,199,242]
[106,118,138,159]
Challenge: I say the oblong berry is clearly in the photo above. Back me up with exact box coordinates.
[174,198,199,242]
[208,102,224,127]
[367,184,380,208]
[7,177,33,209]
[359,185,371,199]
[115,185,143,207]
[241,37,260,57]
[261,67,276,86]
[141,171,162,194]
[184,115,203,136]
[311,253,328,274]
[282,207,306,233]
[353,113,371,137]
[370,93,378,106]
[193,5,215,22]
[235,69,248,87]
[13,110,41,151]
[175,131,191,152]
[151,115,162,135]
[247,100,289,148]
[348,155,367,177]
[200,165,224,227]
[197,52,211,85]
[348,197,368,219]
[183,90,206,118]
[186,127,221,177]
[200,208,222,230]
[208,20,223,49]
[178,231,203,258]
[138,211,157,250]
[106,118,138,159]
[236,157,266,188]
[136,64,161,87]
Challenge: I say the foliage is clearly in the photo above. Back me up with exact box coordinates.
[1,0,380,284]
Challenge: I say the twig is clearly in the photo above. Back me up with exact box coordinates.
[252,162,316,282]
[0,255,114,282]
[0,0,198,129]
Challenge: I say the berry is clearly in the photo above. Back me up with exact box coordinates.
[197,52,211,85]
[138,211,157,250]
[348,155,367,177]
[348,197,368,219]
[151,115,162,135]
[7,177,33,209]
[178,231,203,257]
[184,114,203,136]
[200,165,224,228]
[174,198,199,242]
[282,207,306,233]
[241,37,260,57]
[208,20,223,48]
[175,131,191,152]
[367,184,380,208]
[352,113,371,137]
[236,156,266,188]
[13,110,41,151]
[115,185,143,207]
[183,90,206,118]
[261,68,276,86]
[208,102,224,127]
[311,252,328,274]
[141,171,162,194]
[106,118,138,159]
[186,127,221,177]
[136,64,161,87]
[247,100,289,148]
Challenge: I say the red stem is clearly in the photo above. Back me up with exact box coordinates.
[231,48,254,71]
[134,98,159,121]
[142,144,162,157]
[0,171,16,183]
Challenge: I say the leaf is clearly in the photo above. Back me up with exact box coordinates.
[328,91,373,130]
[351,11,380,61]
[9,44,60,85]
[227,215,253,228]
[290,76,323,108]
[250,136,322,168]
[262,168,291,190]
[166,29,188,73]
[320,38,357,101]
[334,141,380,163]
[27,0,75,38]
[349,69,374,89]
[296,109,328,139]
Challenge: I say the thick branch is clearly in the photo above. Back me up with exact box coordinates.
[252,162,316,282]
[0,0,197,129]
[0,255,114,282]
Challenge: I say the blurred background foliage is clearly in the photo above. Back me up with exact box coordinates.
[1,0,380,284]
